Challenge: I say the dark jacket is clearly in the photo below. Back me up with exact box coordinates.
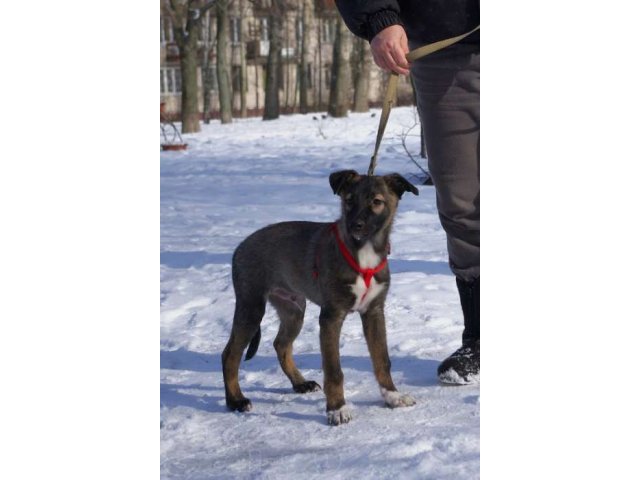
[335,0,479,46]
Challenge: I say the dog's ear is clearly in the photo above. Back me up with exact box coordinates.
[329,170,361,195]
[383,173,419,198]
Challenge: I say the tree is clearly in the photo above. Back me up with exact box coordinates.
[263,1,286,120]
[352,36,371,113]
[328,16,351,118]
[162,0,219,133]
[315,16,323,108]
[215,0,233,124]
[297,0,313,113]
[201,10,216,124]
[238,0,249,118]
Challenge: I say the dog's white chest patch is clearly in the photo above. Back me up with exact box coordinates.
[357,241,381,270]
[350,242,386,313]
[350,277,385,312]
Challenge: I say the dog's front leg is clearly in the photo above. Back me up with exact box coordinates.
[361,303,416,408]
[319,307,350,425]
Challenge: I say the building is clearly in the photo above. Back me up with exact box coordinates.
[160,0,415,121]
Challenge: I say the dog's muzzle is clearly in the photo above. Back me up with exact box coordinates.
[349,220,368,241]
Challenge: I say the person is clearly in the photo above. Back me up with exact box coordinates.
[335,1,480,384]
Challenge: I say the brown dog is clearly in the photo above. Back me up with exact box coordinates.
[221,170,418,425]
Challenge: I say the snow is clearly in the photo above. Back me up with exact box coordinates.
[160,107,479,479]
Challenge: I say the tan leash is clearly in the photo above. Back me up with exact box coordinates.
[367,25,480,176]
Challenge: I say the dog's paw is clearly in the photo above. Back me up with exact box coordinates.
[226,397,253,412]
[327,405,353,426]
[293,380,322,394]
[380,388,416,408]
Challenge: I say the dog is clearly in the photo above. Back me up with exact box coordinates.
[221,170,419,425]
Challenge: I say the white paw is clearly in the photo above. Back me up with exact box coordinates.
[327,405,353,425]
[381,387,416,408]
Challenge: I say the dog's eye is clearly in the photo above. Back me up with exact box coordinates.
[345,196,354,206]
[372,199,385,207]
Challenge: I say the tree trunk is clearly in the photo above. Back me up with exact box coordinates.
[239,0,248,118]
[284,14,290,112]
[216,1,233,124]
[328,17,351,118]
[252,17,259,111]
[352,37,371,113]
[263,12,282,120]
[202,13,215,124]
[180,38,201,133]
[298,0,312,113]
[203,53,212,124]
[420,123,428,158]
[316,19,322,108]
[409,75,427,159]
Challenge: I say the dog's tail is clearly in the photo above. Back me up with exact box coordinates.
[244,328,261,361]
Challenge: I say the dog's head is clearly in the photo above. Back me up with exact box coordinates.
[329,170,418,245]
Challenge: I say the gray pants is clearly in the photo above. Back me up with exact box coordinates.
[410,43,480,282]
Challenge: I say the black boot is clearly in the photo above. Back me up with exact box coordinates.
[437,277,480,384]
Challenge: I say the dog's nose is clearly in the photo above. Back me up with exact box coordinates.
[353,220,365,231]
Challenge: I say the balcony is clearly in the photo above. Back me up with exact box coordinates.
[246,40,270,59]
[281,47,296,59]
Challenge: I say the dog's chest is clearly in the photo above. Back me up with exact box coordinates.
[349,242,386,313]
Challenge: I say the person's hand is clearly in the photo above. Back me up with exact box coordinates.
[370,25,410,76]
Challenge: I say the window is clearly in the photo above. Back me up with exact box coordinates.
[162,17,174,43]
[260,17,269,42]
[296,17,303,48]
[161,68,181,94]
[199,12,211,43]
[203,67,218,92]
[321,19,335,43]
[167,70,174,92]
[230,17,241,45]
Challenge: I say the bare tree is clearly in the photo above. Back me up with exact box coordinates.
[328,16,351,118]
[352,36,371,113]
[297,0,313,113]
[201,10,216,124]
[238,0,248,117]
[252,15,261,112]
[216,0,233,124]
[420,124,427,159]
[263,1,286,120]
[315,17,323,108]
[283,10,291,112]
[162,0,219,133]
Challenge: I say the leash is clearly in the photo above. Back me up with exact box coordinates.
[367,25,480,176]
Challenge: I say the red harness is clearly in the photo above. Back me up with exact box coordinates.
[313,223,388,303]
[330,223,388,289]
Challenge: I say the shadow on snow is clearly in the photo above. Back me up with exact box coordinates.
[160,250,451,277]
[161,348,440,418]
[160,251,232,269]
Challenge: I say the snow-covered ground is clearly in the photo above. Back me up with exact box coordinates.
[160,107,479,479]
